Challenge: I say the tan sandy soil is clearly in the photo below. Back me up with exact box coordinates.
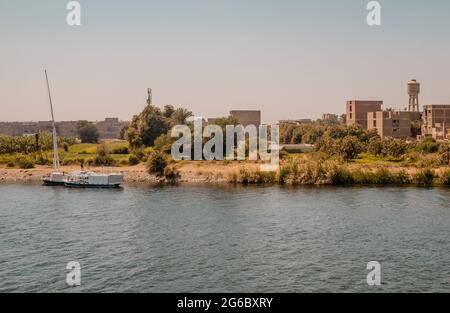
[0,161,261,184]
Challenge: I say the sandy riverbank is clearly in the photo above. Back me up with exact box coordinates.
[1,161,448,186]
[0,161,261,184]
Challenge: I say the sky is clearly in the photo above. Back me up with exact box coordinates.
[1,0,450,124]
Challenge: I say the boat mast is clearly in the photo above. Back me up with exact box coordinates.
[44,70,60,171]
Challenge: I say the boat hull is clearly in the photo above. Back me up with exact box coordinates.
[42,179,66,186]
[64,182,121,188]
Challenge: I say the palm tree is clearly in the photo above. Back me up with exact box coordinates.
[170,108,193,126]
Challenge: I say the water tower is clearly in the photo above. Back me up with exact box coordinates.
[408,79,420,112]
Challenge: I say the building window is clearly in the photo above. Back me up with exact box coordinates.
[349,113,353,119]
[373,121,377,127]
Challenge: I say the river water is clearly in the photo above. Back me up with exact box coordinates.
[0,183,449,292]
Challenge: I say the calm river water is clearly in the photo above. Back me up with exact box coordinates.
[0,183,449,292]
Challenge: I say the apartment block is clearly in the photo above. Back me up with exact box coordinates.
[367,111,417,139]
[422,104,450,139]
[346,100,383,129]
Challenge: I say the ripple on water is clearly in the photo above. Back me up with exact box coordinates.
[0,184,449,292]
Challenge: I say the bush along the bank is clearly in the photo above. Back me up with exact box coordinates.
[438,169,450,185]
[128,155,140,166]
[227,158,450,186]
[231,169,277,184]
[146,151,167,176]
[412,168,435,186]
[164,165,181,182]
[93,143,115,166]
[16,157,35,169]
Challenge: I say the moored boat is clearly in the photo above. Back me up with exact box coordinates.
[42,172,66,186]
[64,171,123,188]
[41,70,124,189]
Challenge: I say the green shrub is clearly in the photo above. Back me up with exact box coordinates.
[93,154,115,166]
[438,169,450,185]
[415,137,440,154]
[238,169,276,184]
[412,168,435,186]
[349,168,410,185]
[128,155,139,166]
[154,133,173,154]
[438,144,450,166]
[317,135,362,161]
[164,166,181,181]
[111,146,129,155]
[350,169,369,185]
[390,170,411,185]
[367,137,383,156]
[17,158,35,169]
[93,143,115,166]
[133,148,146,161]
[147,151,167,176]
[35,155,50,166]
[381,137,408,158]
[6,161,15,168]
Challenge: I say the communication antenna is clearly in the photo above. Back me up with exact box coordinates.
[147,88,152,105]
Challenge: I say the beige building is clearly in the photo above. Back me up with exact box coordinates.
[96,118,128,139]
[367,111,419,139]
[422,105,450,139]
[230,110,261,127]
[346,100,383,129]
[206,118,222,125]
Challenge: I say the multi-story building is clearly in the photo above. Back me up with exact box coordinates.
[422,104,450,139]
[367,111,419,139]
[230,110,261,127]
[346,100,383,129]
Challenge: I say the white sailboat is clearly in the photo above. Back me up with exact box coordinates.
[42,70,66,186]
[41,70,124,188]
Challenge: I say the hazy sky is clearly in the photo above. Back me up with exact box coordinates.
[1,0,450,123]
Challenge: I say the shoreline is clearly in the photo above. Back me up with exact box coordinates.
[0,164,233,185]
[1,163,450,187]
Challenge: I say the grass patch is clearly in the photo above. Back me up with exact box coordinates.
[354,153,402,165]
